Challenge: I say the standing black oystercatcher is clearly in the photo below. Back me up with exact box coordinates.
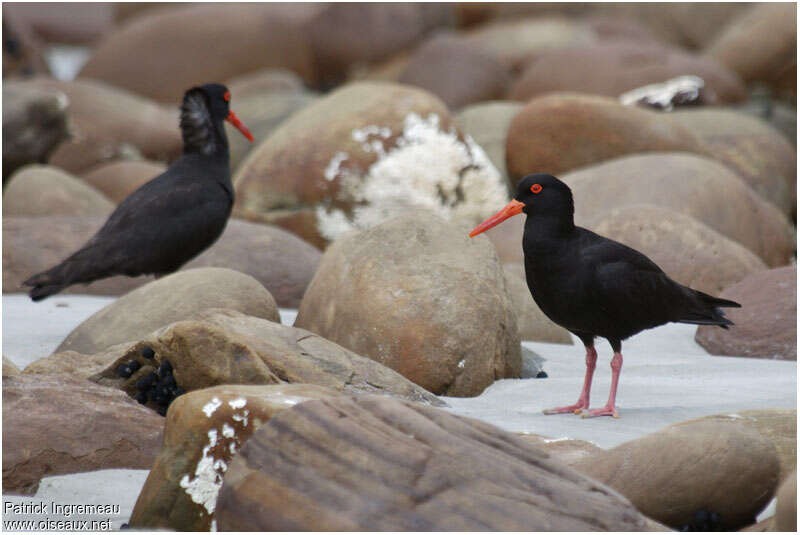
[469,174,740,418]
[24,83,253,301]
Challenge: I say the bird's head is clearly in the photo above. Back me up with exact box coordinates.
[469,173,574,237]
[180,83,254,153]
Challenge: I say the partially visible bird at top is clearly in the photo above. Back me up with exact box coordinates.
[469,173,741,418]
[24,83,254,301]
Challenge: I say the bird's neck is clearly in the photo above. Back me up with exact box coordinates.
[181,119,229,158]
[522,212,575,252]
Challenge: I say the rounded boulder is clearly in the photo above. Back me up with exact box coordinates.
[3,165,114,217]
[295,212,521,397]
[82,159,167,204]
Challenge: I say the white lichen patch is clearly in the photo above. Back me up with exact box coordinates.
[179,429,223,514]
[457,359,466,369]
[232,409,250,427]
[324,151,349,181]
[222,423,236,438]
[542,437,572,443]
[317,112,509,241]
[202,397,222,418]
[228,398,247,410]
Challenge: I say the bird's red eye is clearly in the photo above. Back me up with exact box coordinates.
[223,91,230,102]
[531,184,542,194]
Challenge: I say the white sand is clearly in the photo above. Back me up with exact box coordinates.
[2,293,796,527]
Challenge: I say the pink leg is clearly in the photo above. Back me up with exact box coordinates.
[543,346,597,415]
[581,351,622,418]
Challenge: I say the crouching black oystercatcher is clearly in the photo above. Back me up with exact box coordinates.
[24,83,254,301]
[469,174,740,418]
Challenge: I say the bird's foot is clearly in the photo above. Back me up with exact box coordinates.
[542,401,589,415]
[579,405,619,419]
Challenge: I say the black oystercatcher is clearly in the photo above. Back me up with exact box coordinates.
[469,174,740,418]
[24,83,253,301]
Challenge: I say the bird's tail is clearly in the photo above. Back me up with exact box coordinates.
[677,289,741,329]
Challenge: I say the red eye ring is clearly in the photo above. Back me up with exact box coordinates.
[223,91,231,102]
[530,183,542,194]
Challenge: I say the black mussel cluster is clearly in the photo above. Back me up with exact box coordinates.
[679,509,723,532]
[117,346,186,417]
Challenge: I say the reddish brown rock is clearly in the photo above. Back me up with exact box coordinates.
[2,374,164,495]
[81,159,167,204]
[574,419,780,530]
[216,395,665,531]
[2,11,48,78]
[3,3,114,44]
[562,152,795,268]
[696,266,796,360]
[667,109,797,218]
[705,3,797,98]
[295,212,521,397]
[399,33,512,110]
[80,4,320,103]
[129,384,340,531]
[3,165,114,217]
[8,77,182,174]
[590,204,767,295]
[233,81,508,248]
[2,83,69,181]
[505,93,700,180]
[510,40,746,104]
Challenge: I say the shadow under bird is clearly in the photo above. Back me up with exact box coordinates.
[24,83,254,301]
[469,174,741,418]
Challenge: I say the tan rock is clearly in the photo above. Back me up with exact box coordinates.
[517,433,603,467]
[81,159,167,204]
[696,266,796,360]
[774,470,797,532]
[225,68,306,99]
[296,212,521,397]
[56,267,280,355]
[80,4,320,102]
[2,374,164,495]
[563,152,795,268]
[503,263,573,344]
[129,384,340,531]
[574,419,781,530]
[590,204,768,295]
[3,356,21,376]
[23,342,133,378]
[233,81,508,248]
[216,395,665,531]
[3,165,114,217]
[91,308,441,407]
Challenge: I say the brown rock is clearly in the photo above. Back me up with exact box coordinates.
[224,91,317,173]
[23,342,133,379]
[81,159,167,204]
[3,165,115,217]
[503,263,573,344]
[510,41,747,104]
[398,33,512,110]
[455,101,522,190]
[505,93,700,180]
[129,384,340,531]
[3,356,21,377]
[668,109,797,218]
[3,218,320,307]
[774,470,797,532]
[92,308,441,407]
[3,3,115,44]
[461,17,597,72]
[696,266,796,360]
[590,204,768,295]
[562,152,795,268]
[80,4,320,103]
[216,395,665,531]
[705,3,797,98]
[8,77,182,174]
[2,83,69,181]
[2,12,48,78]
[517,433,604,467]
[308,3,437,87]
[574,419,781,530]
[296,212,521,397]
[233,81,508,248]
[2,374,164,495]
[225,68,307,99]
[676,410,797,484]
[56,267,280,355]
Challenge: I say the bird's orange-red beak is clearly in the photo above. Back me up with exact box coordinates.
[226,110,254,142]
[469,199,525,237]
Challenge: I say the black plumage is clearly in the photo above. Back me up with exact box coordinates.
[24,83,253,301]
[470,173,740,418]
